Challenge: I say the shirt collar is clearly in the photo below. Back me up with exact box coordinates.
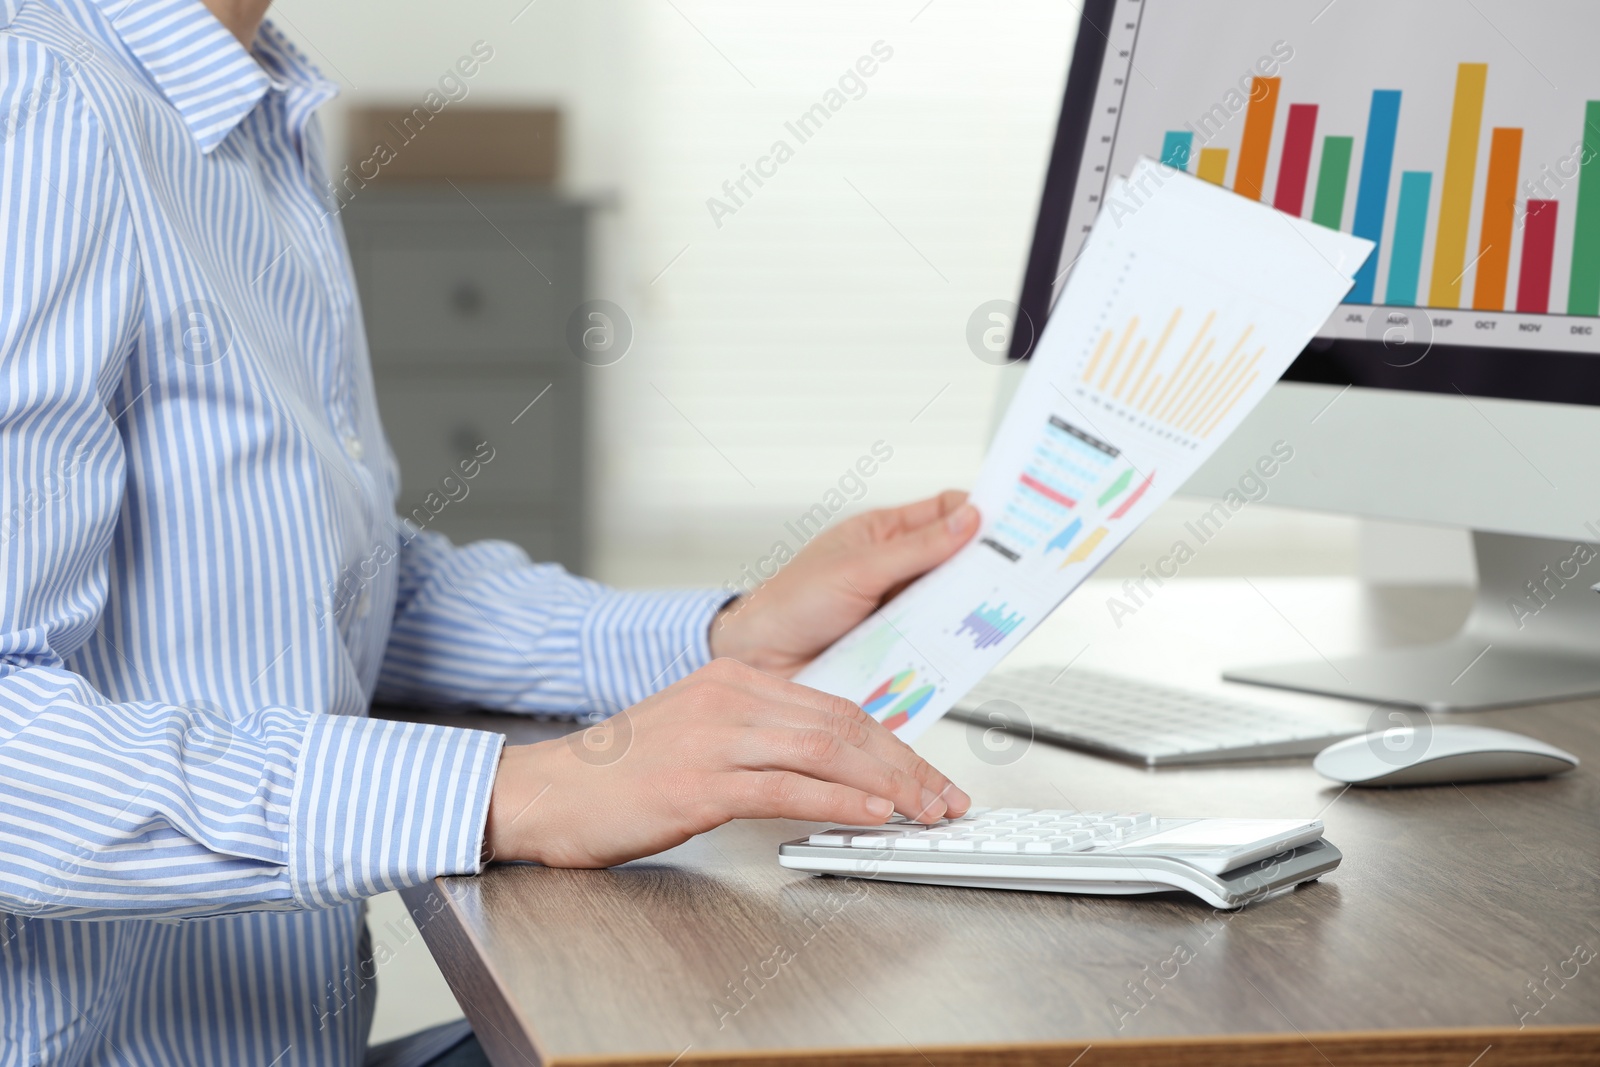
[93,0,338,154]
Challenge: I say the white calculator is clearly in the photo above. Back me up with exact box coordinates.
[778,807,1340,909]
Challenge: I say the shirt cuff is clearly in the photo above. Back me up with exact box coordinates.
[288,714,504,909]
[578,588,731,712]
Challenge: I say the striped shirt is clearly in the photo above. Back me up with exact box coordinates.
[0,0,723,1061]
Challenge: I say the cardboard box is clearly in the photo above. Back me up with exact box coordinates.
[345,106,560,184]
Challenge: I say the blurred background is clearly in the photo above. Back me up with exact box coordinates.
[270,0,1473,1041]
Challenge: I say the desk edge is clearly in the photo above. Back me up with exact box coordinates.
[404,876,1598,1067]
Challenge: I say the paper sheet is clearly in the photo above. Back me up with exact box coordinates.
[793,158,1374,742]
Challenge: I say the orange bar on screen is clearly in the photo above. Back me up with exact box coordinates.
[1234,77,1281,200]
[1472,127,1523,311]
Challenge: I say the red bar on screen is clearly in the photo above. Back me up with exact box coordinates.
[1273,104,1319,216]
[1517,199,1559,313]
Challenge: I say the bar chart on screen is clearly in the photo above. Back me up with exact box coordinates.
[1153,63,1599,315]
[1066,0,1600,353]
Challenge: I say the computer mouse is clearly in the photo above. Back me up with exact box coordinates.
[1313,724,1578,787]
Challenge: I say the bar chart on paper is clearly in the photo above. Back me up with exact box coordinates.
[1064,0,1600,353]
[956,602,1025,650]
[1077,309,1264,440]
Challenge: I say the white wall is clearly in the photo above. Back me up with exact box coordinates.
[585,1,1089,587]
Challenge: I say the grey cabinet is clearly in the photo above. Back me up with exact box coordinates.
[343,188,588,572]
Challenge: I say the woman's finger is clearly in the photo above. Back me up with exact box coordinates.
[696,656,972,817]
[719,769,898,826]
[740,687,971,816]
[734,727,946,822]
[864,489,969,539]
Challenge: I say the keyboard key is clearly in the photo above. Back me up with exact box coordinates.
[808,832,851,846]
[935,838,977,851]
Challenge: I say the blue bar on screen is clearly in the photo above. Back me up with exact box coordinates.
[1349,89,1403,303]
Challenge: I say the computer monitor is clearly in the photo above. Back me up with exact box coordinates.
[1008,0,1600,711]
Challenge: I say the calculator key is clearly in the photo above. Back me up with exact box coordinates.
[850,832,902,848]
[979,839,1022,853]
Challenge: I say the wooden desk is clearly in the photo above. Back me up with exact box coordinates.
[384,579,1600,1066]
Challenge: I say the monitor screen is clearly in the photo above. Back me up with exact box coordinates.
[1017,0,1600,404]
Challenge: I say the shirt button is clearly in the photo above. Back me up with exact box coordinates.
[343,434,365,461]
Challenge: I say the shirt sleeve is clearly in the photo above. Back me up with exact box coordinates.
[375,527,730,716]
[0,36,500,922]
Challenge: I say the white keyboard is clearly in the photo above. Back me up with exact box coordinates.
[950,666,1361,765]
[778,807,1341,909]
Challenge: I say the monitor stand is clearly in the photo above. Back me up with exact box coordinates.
[1224,532,1600,712]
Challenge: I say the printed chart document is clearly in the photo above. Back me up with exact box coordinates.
[794,157,1373,742]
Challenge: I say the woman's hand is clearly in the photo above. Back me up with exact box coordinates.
[484,658,972,868]
[708,490,979,678]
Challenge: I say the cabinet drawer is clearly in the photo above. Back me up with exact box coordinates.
[376,371,583,508]
[359,240,567,357]
[342,190,586,368]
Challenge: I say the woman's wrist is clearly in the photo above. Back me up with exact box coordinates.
[708,595,756,665]
[482,743,551,866]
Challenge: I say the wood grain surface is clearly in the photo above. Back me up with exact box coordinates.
[386,579,1600,1066]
